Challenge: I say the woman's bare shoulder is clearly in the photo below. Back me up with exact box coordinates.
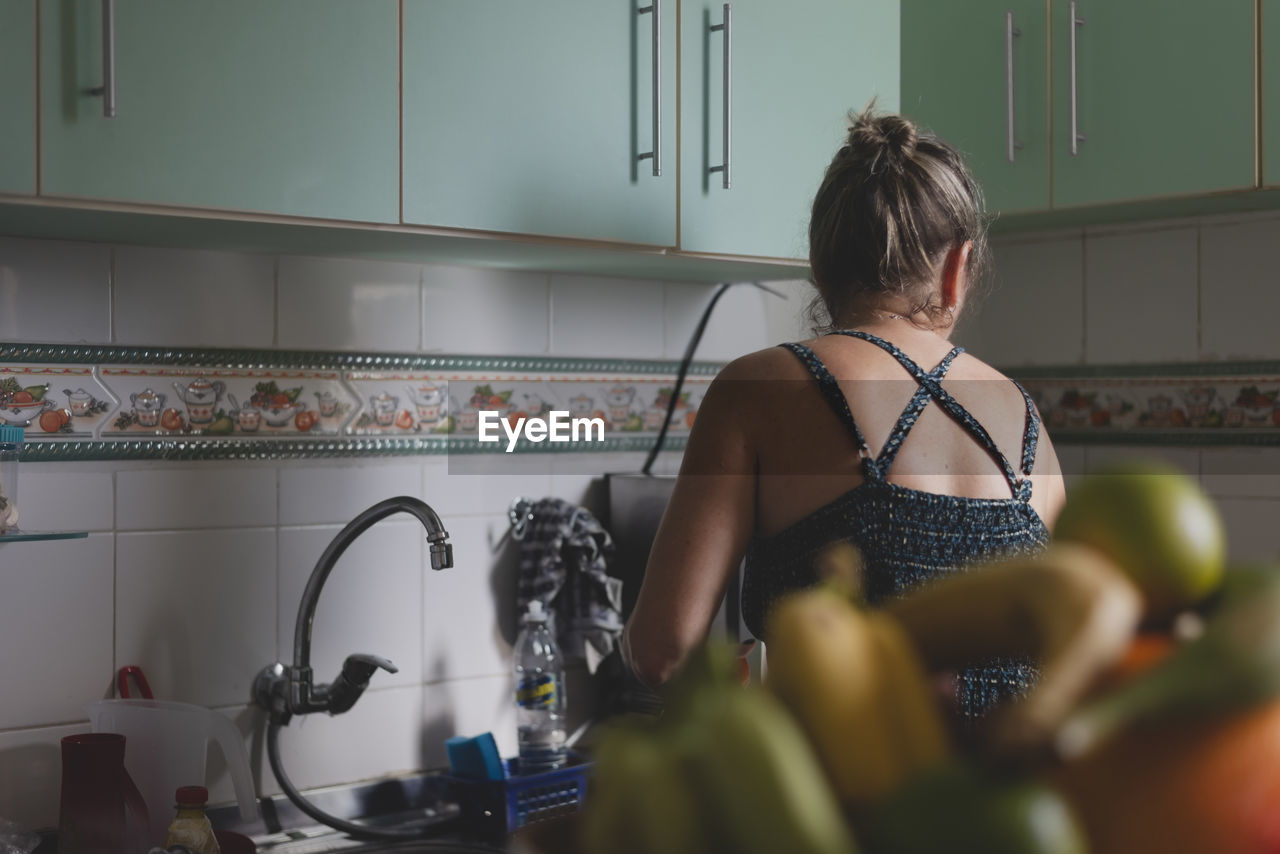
[712,344,811,382]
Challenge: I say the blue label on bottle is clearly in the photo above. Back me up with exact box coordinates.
[517,674,557,709]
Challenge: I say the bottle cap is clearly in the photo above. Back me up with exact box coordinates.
[0,426,23,444]
[524,599,547,623]
[174,785,209,806]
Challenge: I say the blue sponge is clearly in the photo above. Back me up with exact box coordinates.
[445,732,506,780]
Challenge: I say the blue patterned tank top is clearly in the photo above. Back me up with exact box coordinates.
[741,330,1050,718]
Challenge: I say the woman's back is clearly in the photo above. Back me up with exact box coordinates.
[739,325,1062,716]
[750,323,1062,539]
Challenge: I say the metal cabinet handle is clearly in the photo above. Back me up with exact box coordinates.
[637,0,661,176]
[1005,10,1022,163]
[100,0,117,117]
[1069,0,1085,155]
[708,3,731,189]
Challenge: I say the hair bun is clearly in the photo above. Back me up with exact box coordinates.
[845,110,918,172]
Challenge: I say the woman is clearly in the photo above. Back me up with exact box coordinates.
[622,109,1066,717]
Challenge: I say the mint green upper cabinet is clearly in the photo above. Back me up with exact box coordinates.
[901,0,1049,215]
[402,0,677,246]
[1264,0,1280,186]
[1,1,36,195]
[1051,0,1254,207]
[679,0,899,260]
[40,1,398,222]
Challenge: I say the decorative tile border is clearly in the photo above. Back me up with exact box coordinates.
[1018,367,1280,445]
[6,343,1280,461]
[0,344,711,461]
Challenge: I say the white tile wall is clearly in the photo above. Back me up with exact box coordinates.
[116,465,278,531]
[0,535,114,729]
[549,274,665,359]
[1200,217,1280,360]
[0,237,111,344]
[956,234,1085,366]
[421,265,549,355]
[664,282,775,362]
[114,247,276,348]
[278,256,422,352]
[1084,227,1199,364]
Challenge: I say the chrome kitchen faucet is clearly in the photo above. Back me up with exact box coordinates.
[252,496,455,839]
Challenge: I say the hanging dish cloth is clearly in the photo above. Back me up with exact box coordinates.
[516,497,623,673]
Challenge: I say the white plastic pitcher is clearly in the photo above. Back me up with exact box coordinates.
[87,699,258,845]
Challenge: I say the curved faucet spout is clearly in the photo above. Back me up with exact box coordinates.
[275,496,452,717]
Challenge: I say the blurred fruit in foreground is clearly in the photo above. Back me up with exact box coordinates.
[766,582,949,812]
[1057,564,1280,759]
[1053,461,1225,620]
[884,543,1141,758]
[864,761,1088,854]
[1053,701,1280,854]
[582,643,857,854]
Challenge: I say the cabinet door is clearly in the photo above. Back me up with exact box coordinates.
[1051,0,1254,207]
[901,0,1049,215]
[0,0,35,195]
[40,1,398,222]
[402,0,677,246]
[679,0,899,260]
[1263,0,1280,186]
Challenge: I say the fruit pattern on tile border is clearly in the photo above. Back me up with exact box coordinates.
[0,364,709,443]
[1020,376,1280,432]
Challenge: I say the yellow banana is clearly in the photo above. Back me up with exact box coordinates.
[766,587,950,811]
[681,686,860,854]
[579,723,712,854]
[884,542,1142,756]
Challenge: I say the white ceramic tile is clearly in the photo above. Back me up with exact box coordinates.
[116,465,277,530]
[1215,498,1280,562]
[277,521,422,691]
[548,453,643,510]
[1084,228,1198,363]
[429,455,553,518]
[113,246,275,348]
[549,275,665,359]
[278,256,421,352]
[0,721,94,831]
[954,236,1084,367]
[762,278,819,344]
[421,674,517,768]
[115,529,277,708]
[0,535,113,730]
[1082,446,1200,478]
[1200,219,1280,360]
[1200,448,1280,500]
[421,265,549,355]
[664,282,775,362]
[278,459,423,526]
[422,515,516,682]
[270,684,425,791]
[0,237,110,344]
[14,462,114,532]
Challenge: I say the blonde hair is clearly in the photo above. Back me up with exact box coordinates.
[807,105,990,332]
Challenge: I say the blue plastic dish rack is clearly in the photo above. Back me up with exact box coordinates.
[448,754,591,835]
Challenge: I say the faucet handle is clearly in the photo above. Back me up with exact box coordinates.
[323,653,399,715]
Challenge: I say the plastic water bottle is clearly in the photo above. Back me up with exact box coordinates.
[514,600,567,773]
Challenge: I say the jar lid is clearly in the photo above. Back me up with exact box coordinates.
[0,426,24,444]
[174,785,209,806]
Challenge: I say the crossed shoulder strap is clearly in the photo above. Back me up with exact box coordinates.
[780,332,1039,502]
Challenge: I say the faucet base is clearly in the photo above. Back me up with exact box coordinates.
[254,662,292,726]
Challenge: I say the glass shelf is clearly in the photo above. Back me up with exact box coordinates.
[0,530,89,543]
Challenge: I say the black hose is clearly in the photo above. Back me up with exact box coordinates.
[266,722,499,850]
[641,281,734,476]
